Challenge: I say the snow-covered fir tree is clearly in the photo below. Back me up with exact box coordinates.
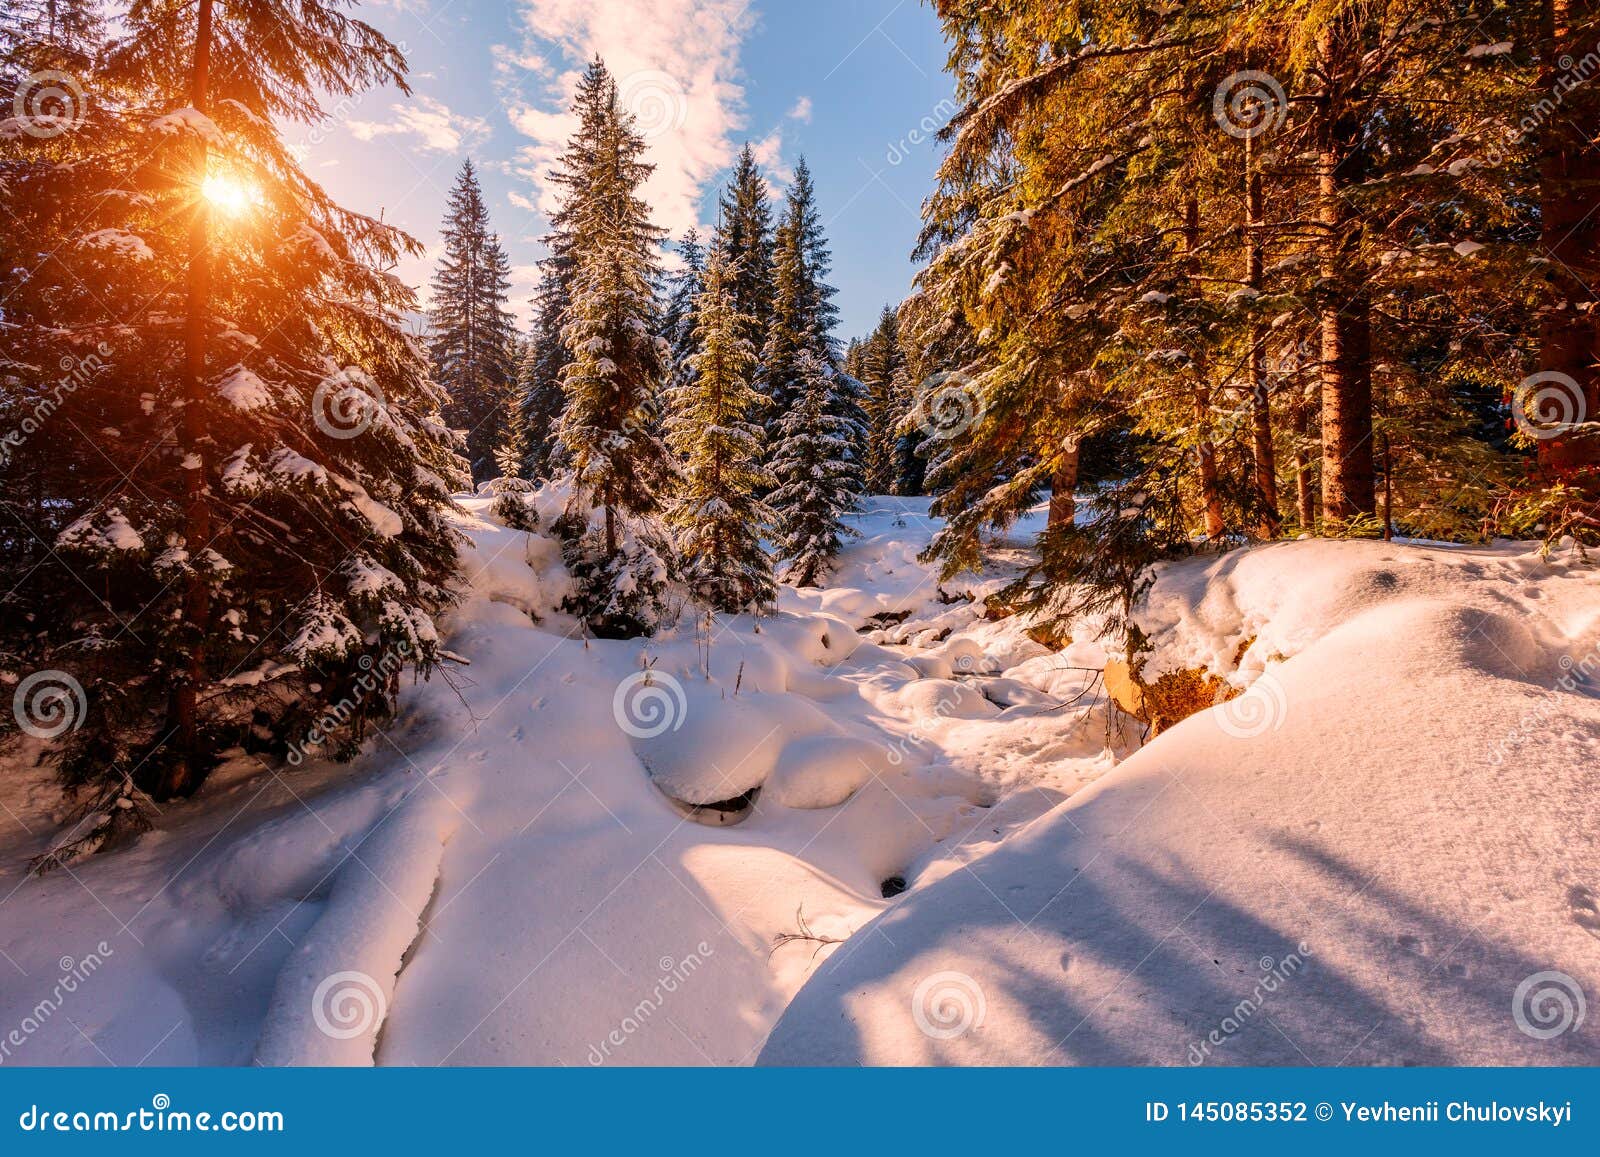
[667,240,775,612]
[0,0,467,811]
[770,349,863,586]
[429,159,518,484]
[716,144,776,359]
[497,265,569,481]
[662,228,706,410]
[759,157,864,583]
[758,157,841,424]
[861,304,909,494]
[549,57,676,637]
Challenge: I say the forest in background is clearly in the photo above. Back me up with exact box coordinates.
[1,0,1598,842]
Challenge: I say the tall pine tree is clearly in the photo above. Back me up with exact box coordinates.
[0,0,467,812]
[717,143,776,358]
[429,159,517,484]
[497,266,568,481]
[668,240,774,612]
[763,159,863,584]
[861,305,908,494]
[770,350,863,586]
[662,227,707,408]
[550,57,676,636]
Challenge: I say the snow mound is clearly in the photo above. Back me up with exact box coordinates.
[759,539,1600,1066]
[633,683,841,806]
[764,735,891,809]
[0,493,1074,1067]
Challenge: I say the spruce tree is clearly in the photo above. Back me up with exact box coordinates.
[662,228,707,407]
[761,156,863,581]
[494,337,533,478]
[1,0,102,69]
[497,269,568,481]
[788,159,840,356]
[759,159,842,416]
[911,0,1547,648]
[0,0,467,812]
[757,159,841,422]
[668,241,775,612]
[770,350,863,586]
[549,57,676,637]
[862,305,908,494]
[429,159,518,484]
[717,143,776,356]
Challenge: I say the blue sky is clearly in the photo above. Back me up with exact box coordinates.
[303,0,955,340]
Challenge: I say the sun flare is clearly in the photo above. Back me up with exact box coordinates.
[201,172,259,216]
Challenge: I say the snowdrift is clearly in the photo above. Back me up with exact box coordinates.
[0,496,1101,1065]
[759,539,1600,1065]
[2,492,1593,1068]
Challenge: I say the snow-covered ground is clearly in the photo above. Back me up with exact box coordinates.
[762,537,1600,1065]
[1,496,1596,1067]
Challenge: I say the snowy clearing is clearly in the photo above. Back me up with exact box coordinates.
[1,497,1595,1067]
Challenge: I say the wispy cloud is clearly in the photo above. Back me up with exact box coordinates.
[787,95,812,123]
[496,0,760,239]
[751,129,793,189]
[349,94,491,153]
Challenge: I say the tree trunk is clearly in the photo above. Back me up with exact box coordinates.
[1537,0,1600,479]
[1292,355,1317,532]
[161,0,214,800]
[1245,132,1278,537]
[1048,436,1081,530]
[1185,195,1224,538]
[1315,24,1377,527]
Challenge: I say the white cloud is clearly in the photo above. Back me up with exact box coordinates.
[751,128,792,189]
[349,94,491,153]
[497,0,758,238]
[787,95,812,123]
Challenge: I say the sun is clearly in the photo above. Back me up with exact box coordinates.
[201,172,260,217]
